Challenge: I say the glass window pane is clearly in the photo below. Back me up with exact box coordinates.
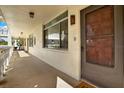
[29,34,33,47]
[60,19,68,49]
[44,30,48,47]
[47,24,60,48]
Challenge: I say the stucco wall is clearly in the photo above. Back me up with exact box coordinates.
[26,6,88,80]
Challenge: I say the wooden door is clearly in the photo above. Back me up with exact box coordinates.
[80,5,124,87]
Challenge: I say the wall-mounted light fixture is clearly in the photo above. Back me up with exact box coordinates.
[70,15,75,25]
[29,12,34,18]
[20,32,23,35]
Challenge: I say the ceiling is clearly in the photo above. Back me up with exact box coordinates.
[0,5,68,37]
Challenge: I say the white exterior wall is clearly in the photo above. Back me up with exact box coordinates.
[26,6,88,80]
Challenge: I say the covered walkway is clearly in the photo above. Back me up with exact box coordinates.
[0,51,78,88]
[0,5,124,88]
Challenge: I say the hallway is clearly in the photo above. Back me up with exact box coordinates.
[0,5,124,88]
[0,51,78,88]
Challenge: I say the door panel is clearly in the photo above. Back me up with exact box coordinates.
[81,5,124,87]
[85,6,114,67]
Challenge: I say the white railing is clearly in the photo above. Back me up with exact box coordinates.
[0,46,12,81]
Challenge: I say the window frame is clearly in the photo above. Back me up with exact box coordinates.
[43,18,68,50]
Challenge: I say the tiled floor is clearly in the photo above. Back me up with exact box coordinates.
[0,51,79,88]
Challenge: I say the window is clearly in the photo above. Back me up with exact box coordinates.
[43,11,68,49]
[44,11,68,28]
[45,24,60,48]
[34,36,36,45]
[29,34,33,47]
[60,19,68,48]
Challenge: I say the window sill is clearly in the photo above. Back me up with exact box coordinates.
[43,47,68,53]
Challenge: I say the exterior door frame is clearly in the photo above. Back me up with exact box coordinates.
[80,5,124,87]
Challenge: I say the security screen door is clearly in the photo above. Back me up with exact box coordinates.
[80,5,124,87]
